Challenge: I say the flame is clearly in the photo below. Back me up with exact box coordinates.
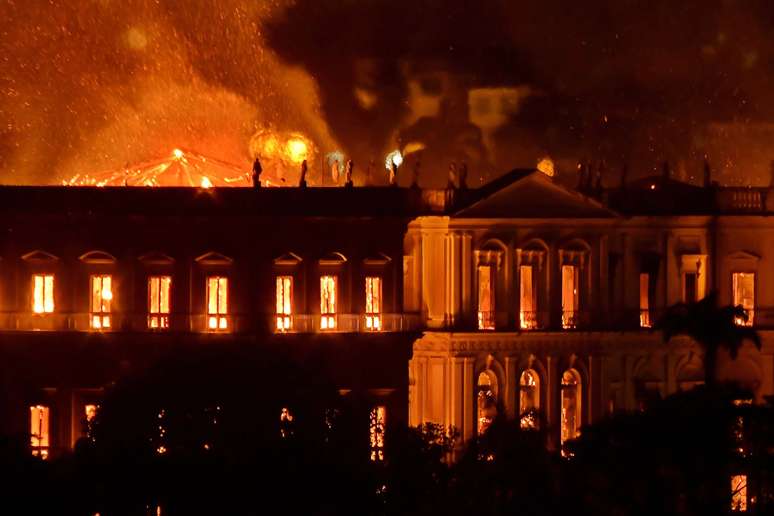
[201,176,213,188]
[172,148,184,159]
[286,138,309,164]
[385,150,403,170]
[537,157,555,177]
[102,289,113,301]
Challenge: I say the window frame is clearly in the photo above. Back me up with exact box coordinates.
[320,274,338,330]
[32,273,55,314]
[206,275,229,331]
[89,274,113,329]
[147,275,172,330]
[477,264,496,330]
[364,275,383,331]
[30,404,50,459]
[731,271,756,327]
[276,275,294,332]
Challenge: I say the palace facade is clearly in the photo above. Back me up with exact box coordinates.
[0,169,771,463]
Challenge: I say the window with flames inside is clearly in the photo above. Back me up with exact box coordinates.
[320,275,337,330]
[276,275,293,331]
[370,405,386,462]
[32,274,54,314]
[207,276,228,330]
[365,276,382,330]
[90,274,113,329]
[477,266,495,330]
[30,405,50,459]
[148,276,171,329]
[733,272,755,327]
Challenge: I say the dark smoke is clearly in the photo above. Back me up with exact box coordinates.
[3,1,774,186]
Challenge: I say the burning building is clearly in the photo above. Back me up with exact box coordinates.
[0,162,772,515]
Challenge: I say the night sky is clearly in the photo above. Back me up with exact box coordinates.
[2,0,774,187]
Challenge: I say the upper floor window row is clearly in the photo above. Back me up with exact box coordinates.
[275,274,384,332]
[24,272,387,334]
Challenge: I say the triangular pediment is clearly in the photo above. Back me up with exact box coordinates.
[138,251,175,265]
[456,171,617,219]
[195,251,233,265]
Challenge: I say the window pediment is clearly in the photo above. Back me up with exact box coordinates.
[363,252,392,266]
[319,252,347,266]
[475,249,503,269]
[728,250,760,263]
[274,252,303,266]
[21,250,58,264]
[79,250,116,264]
[195,252,233,266]
[138,251,175,265]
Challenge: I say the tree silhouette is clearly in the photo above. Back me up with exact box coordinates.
[656,291,761,387]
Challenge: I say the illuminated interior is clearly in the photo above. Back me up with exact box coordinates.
[639,272,651,328]
[84,404,98,441]
[476,371,497,435]
[32,273,54,314]
[206,276,228,330]
[683,272,699,303]
[732,272,755,326]
[519,369,540,429]
[90,274,113,329]
[276,276,293,331]
[280,407,294,438]
[365,276,382,330]
[561,369,581,450]
[477,265,495,330]
[369,405,386,461]
[148,275,171,329]
[519,265,536,329]
[320,275,337,330]
[731,474,748,512]
[30,405,50,459]
[561,265,579,329]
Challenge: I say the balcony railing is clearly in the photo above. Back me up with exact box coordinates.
[0,312,422,334]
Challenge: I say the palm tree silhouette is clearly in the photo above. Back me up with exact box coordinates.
[656,291,761,387]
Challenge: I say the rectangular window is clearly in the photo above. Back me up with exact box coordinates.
[206,276,228,330]
[561,265,579,329]
[320,275,337,330]
[477,265,495,330]
[148,276,171,329]
[683,272,698,303]
[639,272,651,328]
[30,405,50,459]
[519,265,536,329]
[32,274,54,314]
[369,405,386,462]
[731,474,748,512]
[276,275,293,331]
[365,276,382,330]
[90,275,112,329]
[732,272,755,326]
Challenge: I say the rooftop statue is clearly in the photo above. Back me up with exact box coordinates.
[345,159,354,188]
[252,157,262,189]
[299,160,308,188]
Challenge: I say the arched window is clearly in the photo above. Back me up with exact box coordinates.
[477,371,498,435]
[561,369,582,447]
[519,369,540,429]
